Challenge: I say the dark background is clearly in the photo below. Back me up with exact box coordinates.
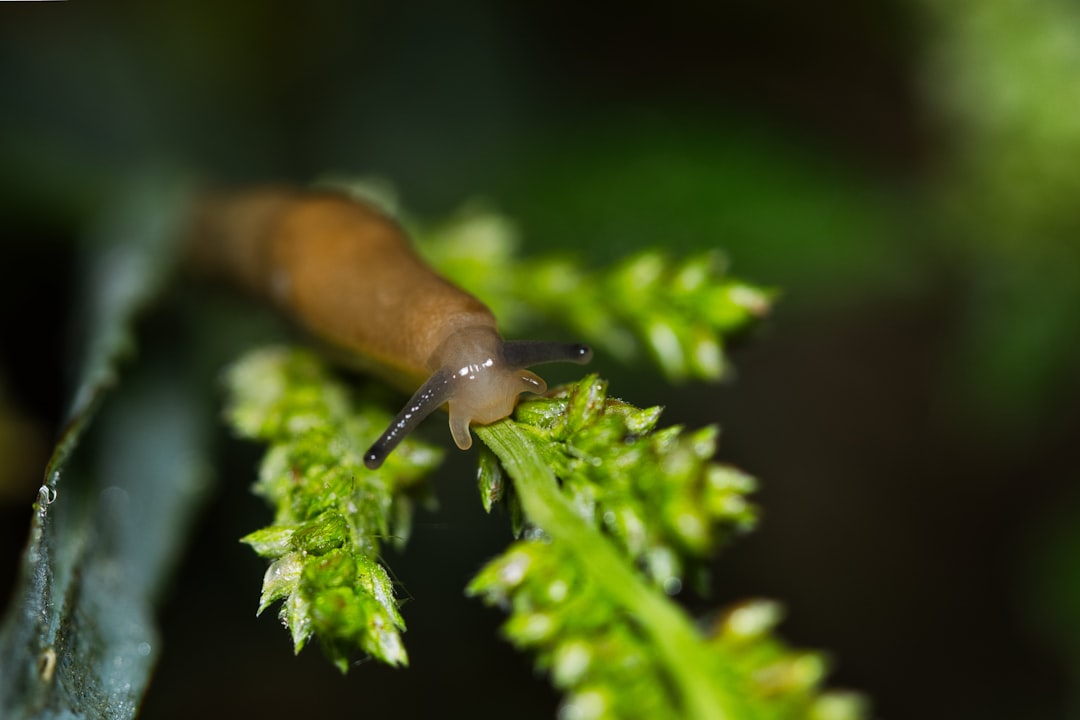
[3,1,1080,718]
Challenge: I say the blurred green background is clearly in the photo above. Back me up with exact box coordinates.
[3,1,1080,718]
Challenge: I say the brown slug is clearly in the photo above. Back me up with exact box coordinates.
[187,187,592,469]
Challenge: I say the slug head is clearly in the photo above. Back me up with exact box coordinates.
[364,327,592,469]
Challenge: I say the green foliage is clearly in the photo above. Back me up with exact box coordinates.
[469,382,864,720]
[922,0,1080,421]
[225,344,864,717]
[481,375,757,589]
[225,348,443,671]
[413,208,773,382]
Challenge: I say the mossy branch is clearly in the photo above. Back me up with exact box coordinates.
[473,419,745,720]
[468,379,864,720]
[412,206,775,382]
[224,350,864,716]
[225,348,443,671]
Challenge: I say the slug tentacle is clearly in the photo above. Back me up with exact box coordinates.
[364,368,455,469]
[448,407,473,452]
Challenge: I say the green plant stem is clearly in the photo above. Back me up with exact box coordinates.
[475,420,749,720]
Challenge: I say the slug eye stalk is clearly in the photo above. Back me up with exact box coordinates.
[502,341,594,368]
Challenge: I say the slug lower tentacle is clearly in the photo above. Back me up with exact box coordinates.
[187,186,592,469]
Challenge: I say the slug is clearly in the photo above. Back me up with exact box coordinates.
[187,186,592,469]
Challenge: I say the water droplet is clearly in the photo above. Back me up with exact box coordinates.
[662,577,683,596]
[547,579,569,602]
[498,553,530,586]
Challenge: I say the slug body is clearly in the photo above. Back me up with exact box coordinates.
[188,187,591,469]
